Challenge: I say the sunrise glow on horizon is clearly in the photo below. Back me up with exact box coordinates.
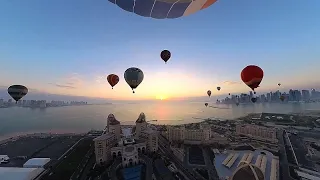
[0,0,319,100]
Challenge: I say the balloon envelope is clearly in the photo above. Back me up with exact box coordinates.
[124,67,144,93]
[8,85,28,102]
[161,50,171,63]
[241,65,264,91]
[278,83,281,86]
[107,74,119,89]
[205,103,208,107]
[217,87,221,91]
[251,97,257,103]
[108,0,218,19]
[207,90,211,97]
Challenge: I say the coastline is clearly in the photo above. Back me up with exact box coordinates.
[0,129,87,142]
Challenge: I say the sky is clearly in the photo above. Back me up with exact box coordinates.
[0,0,320,101]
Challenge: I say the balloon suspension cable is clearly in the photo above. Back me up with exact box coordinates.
[16,101,17,104]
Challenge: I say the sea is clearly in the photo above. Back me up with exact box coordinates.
[0,101,320,139]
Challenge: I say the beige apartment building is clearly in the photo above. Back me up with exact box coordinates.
[236,124,277,143]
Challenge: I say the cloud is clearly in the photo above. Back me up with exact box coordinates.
[53,84,76,89]
[50,73,84,89]
[95,75,106,84]
[223,81,241,85]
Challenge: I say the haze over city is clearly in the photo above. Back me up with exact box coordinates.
[1,0,320,101]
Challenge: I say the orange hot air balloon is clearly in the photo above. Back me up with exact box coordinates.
[107,74,119,89]
[207,90,211,97]
[241,65,264,91]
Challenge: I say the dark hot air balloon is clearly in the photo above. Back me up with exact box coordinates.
[107,74,119,89]
[124,67,144,93]
[8,85,28,103]
[278,83,281,86]
[161,50,171,63]
[205,103,208,107]
[217,87,221,91]
[241,65,264,93]
[107,0,218,19]
[280,95,285,102]
[251,97,257,103]
[207,90,211,97]
[228,93,231,95]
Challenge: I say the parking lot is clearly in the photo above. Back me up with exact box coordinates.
[0,135,82,167]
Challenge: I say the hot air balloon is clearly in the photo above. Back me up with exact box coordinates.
[8,85,28,103]
[280,95,285,102]
[124,67,144,93]
[251,97,257,103]
[161,50,171,63]
[205,103,208,107]
[207,90,211,97]
[228,93,231,96]
[278,83,281,86]
[217,87,221,91]
[107,0,218,19]
[107,74,119,89]
[241,65,264,93]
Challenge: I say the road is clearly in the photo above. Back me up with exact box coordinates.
[139,154,153,180]
[40,137,87,179]
[70,146,94,180]
[158,135,198,180]
[278,130,295,180]
[202,148,219,180]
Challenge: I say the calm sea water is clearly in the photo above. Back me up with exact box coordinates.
[0,101,319,138]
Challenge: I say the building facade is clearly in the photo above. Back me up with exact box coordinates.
[236,124,277,143]
[94,113,159,165]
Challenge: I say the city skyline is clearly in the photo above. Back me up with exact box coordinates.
[1,85,320,103]
[0,1,320,100]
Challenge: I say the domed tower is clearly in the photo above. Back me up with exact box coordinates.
[107,114,121,141]
[135,112,147,138]
[230,163,264,180]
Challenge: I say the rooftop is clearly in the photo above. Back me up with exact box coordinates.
[23,158,51,167]
[93,133,115,141]
[108,114,120,125]
[136,112,146,123]
[0,167,45,180]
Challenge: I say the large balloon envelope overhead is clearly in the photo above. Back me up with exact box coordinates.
[107,74,119,89]
[207,90,211,97]
[217,87,221,91]
[108,0,218,19]
[161,50,171,63]
[8,85,28,103]
[241,65,264,92]
[124,67,144,93]
[205,103,208,107]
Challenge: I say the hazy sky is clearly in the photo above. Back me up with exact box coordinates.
[0,0,319,100]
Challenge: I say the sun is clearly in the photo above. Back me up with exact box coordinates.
[156,95,167,100]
